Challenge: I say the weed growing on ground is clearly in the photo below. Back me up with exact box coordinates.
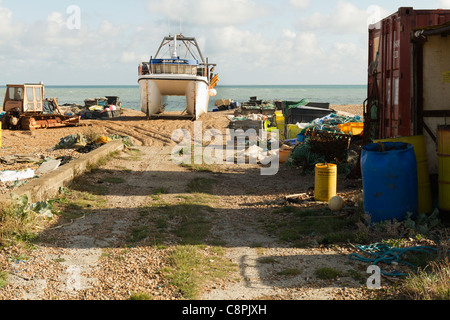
[164,245,236,300]
[267,206,364,245]
[187,178,216,194]
[315,267,343,280]
[119,148,143,161]
[402,258,450,300]
[277,268,302,277]
[0,195,57,247]
[129,292,154,300]
[0,271,8,289]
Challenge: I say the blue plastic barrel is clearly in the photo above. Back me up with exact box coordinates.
[361,142,418,223]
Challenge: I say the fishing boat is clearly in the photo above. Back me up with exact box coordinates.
[138,34,218,120]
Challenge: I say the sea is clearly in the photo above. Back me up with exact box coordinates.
[0,85,367,112]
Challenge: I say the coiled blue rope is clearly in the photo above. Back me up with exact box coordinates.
[349,243,438,277]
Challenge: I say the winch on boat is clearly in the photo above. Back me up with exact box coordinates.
[1,83,81,131]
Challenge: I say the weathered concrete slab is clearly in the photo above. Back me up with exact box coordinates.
[0,140,125,205]
[36,159,62,176]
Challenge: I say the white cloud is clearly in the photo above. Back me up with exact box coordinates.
[98,21,129,37]
[282,29,296,39]
[0,3,20,42]
[328,41,366,72]
[213,26,268,58]
[367,5,391,26]
[209,25,327,83]
[0,3,139,82]
[290,0,310,9]
[121,51,148,64]
[0,0,372,85]
[439,0,450,8]
[47,11,65,26]
[147,0,269,26]
[299,0,384,35]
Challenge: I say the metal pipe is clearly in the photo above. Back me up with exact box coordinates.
[414,24,450,39]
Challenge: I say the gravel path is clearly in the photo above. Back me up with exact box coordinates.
[0,105,372,300]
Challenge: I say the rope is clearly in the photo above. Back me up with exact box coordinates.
[35,214,86,231]
[349,243,438,277]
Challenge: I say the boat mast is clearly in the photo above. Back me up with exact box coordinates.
[171,34,178,59]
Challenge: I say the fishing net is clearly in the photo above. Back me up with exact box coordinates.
[289,138,325,170]
[284,99,310,112]
[306,130,351,163]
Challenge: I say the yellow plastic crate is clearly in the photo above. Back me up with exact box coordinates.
[337,122,364,136]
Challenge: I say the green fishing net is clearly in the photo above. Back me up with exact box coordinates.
[289,138,325,170]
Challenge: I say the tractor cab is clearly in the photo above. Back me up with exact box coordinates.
[3,83,45,114]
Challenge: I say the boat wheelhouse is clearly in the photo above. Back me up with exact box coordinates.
[138,34,218,120]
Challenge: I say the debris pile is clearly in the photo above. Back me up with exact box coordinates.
[243,99,364,174]
[58,96,123,120]
[0,133,133,194]
[283,113,364,174]
[221,97,365,177]
[213,99,240,111]
[54,133,131,152]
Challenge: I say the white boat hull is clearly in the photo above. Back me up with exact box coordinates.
[138,74,210,120]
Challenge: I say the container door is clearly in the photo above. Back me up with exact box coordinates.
[380,14,403,138]
[417,33,450,174]
[367,13,404,140]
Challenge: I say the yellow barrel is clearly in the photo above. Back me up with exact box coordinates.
[275,111,285,140]
[438,126,450,213]
[315,163,337,202]
[376,135,433,214]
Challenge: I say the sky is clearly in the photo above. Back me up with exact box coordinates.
[0,0,449,86]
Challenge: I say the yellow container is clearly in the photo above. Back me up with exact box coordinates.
[287,124,302,139]
[276,124,285,140]
[376,135,433,214]
[438,126,450,213]
[275,111,284,125]
[337,122,364,136]
[0,122,2,148]
[279,149,292,164]
[273,111,286,140]
[315,163,337,202]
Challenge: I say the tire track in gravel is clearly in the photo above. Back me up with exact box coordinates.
[100,123,174,147]
[133,127,174,146]
[100,123,148,146]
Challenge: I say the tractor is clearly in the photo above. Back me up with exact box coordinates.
[1,83,81,131]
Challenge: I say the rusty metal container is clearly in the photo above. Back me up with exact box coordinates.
[365,7,450,141]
